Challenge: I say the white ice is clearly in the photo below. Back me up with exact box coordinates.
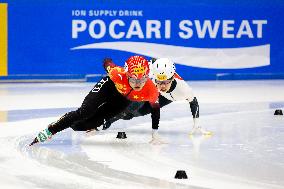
[0,80,284,189]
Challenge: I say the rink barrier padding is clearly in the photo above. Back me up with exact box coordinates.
[1,73,284,83]
[0,74,86,82]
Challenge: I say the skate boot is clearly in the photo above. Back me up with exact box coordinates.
[29,128,53,146]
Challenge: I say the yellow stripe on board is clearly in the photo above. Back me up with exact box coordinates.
[0,3,8,76]
[0,111,8,123]
[0,89,8,122]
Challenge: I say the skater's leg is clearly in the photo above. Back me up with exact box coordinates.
[30,77,120,145]
[137,95,172,117]
[102,101,146,130]
[47,77,112,135]
[102,96,172,130]
[71,96,131,131]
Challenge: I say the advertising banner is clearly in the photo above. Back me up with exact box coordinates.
[1,1,284,80]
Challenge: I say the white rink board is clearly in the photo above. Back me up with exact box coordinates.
[0,80,284,189]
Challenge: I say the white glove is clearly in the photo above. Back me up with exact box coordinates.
[193,118,199,129]
[190,118,212,135]
[149,129,167,145]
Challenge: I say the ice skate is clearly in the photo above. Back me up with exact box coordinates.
[29,128,52,146]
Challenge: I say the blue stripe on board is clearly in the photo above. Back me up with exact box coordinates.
[0,107,76,122]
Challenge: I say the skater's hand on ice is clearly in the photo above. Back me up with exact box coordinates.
[149,130,167,145]
[189,119,213,136]
[193,118,200,129]
[189,127,213,135]
[149,137,167,145]
[190,118,200,135]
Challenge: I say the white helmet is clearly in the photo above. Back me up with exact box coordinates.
[152,58,176,81]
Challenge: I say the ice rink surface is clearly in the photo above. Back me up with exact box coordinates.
[0,80,283,189]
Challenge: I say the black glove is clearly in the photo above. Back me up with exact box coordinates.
[103,58,113,72]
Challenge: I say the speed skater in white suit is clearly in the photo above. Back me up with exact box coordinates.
[149,58,211,135]
[150,58,211,136]
[78,58,212,144]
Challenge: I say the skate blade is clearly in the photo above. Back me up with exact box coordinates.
[29,138,39,146]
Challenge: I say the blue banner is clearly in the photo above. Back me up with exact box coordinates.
[2,0,284,80]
